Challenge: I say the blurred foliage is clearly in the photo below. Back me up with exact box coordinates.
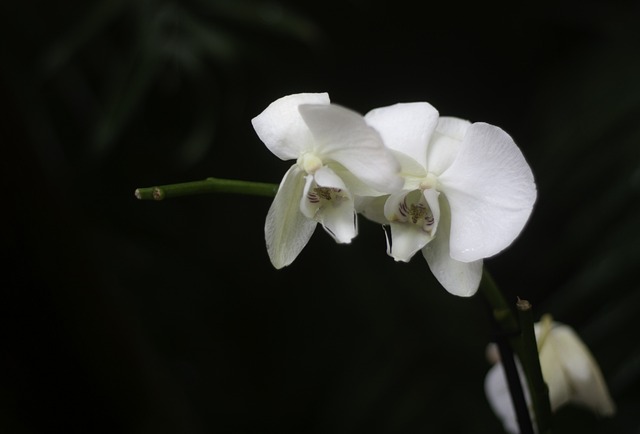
[2,0,640,433]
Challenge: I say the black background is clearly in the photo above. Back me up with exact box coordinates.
[2,1,640,433]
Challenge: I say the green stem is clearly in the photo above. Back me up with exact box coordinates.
[480,270,552,433]
[515,299,553,434]
[134,177,278,200]
[480,270,518,334]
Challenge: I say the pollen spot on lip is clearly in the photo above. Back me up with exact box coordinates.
[308,186,346,206]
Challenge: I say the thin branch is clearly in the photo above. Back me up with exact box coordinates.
[515,299,553,433]
[134,177,278,200]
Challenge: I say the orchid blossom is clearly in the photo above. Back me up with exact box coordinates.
[485,315,616,433]
[252,93,403,269]
[359,102,536,296]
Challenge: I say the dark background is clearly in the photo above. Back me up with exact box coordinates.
[2,1,639,433]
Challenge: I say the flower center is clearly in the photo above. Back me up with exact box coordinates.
[297,153,323,174]
[392,190,435,233]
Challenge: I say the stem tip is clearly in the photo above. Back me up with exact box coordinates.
[516,297,531,311]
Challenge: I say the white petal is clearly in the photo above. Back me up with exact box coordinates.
[318,199,356,244]
[364,102,439,168]
[298,103,403,193]
[538,335,573,411]
[484,363,522,434]
[435,116,471,140]
[251,93,330,161]
[314,165,348,189]
[391,149,428,189]
[387,221,431,262]
[545,325,616,416]
[332,165,389,197]
[426,117,471,176]
[422,234,483,297]
[438,122,536,262]
[421,202,482,296]
[265,166,317,268]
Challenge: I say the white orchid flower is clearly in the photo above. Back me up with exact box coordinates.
[484,315,616,434]
[360,102,536,296]
[252,93,403,269]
